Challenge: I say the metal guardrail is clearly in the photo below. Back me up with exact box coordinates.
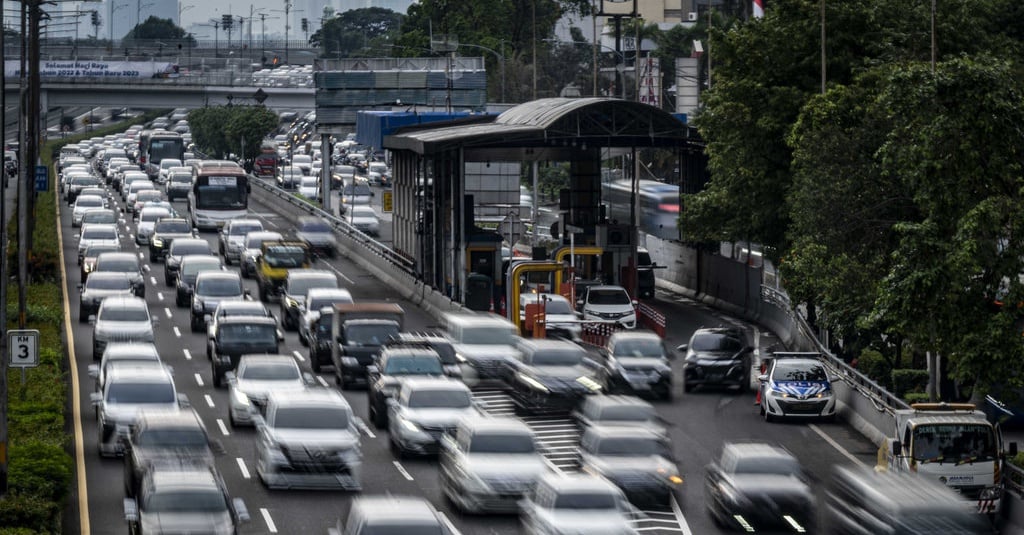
[247,177,415,275]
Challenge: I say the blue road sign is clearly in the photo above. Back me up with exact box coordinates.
[34,165,47,192]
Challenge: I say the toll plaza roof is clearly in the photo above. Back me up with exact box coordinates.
[383,98,694,158]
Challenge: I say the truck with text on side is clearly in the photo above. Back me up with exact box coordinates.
[310,302,404,386]
[878,402,1018,515]
[255,240,310,302]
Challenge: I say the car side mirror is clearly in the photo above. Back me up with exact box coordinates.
[177,393,190,408]
[892,440,902,456]
[233,498,250,523]
[757,374,768,382]
[87,364,100,378]
[90,392,102,405]
[88,315,97,325]
[224,371,237,384]
[124,498,139,523]
[631,299,638,307]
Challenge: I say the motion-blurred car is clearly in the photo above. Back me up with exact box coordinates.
[679,327,753,393]
[122,408,222,498]
[254,389,362,490]
[298,175,321,200]
[225,354,311,427]
[175,255,224,307]
[79,243,121,280]
[240,230,284,278]
[165,169,193,201]
[518,293,582,341]
[91,252,146,298]
[572,395,668,438]
[279,269,339,332]
[208,316,280,387]
[89,296,156,360]
[297,288,354,347]
[705,442,815,533]
[131,189,165,215]
[366,344,445,428]
[218,218,264,265]
[387,378,477,456]
[90,364,184,456]
[72,195,107,227]
[503,338,603,413]
[77,272,135,321]
[293,216,337,258]
[598,330,673,399]
[339,182,372,214]
[385,333,463,379]
[123,466,250,535]
[347,205,380,237]
[578,426,682,507]
[519,473,639,535]
[87,342,161,391]
[439,417,551,513]
[80,208,118,228]
[758,354,837,422]
[329,495,460,535]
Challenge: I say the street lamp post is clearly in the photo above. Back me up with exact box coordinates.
[178,3,194,25]
[109,1,129,46]
[458,42,505,103]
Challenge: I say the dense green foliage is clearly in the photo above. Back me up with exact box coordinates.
[122,16,195,45]
[311,7,405,58]
[188,105,279,162]
[682,0,1024,395]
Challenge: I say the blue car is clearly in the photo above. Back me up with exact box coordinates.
[758,353,837,422]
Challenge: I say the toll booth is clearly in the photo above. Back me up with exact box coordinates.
[505,260,563,334]
[465,233,503,311]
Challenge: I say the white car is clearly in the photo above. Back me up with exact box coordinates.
[225,354,310,427]
[387,378,478,456]
[72,195,107,227]
[134,206,174,246]
[577,285,637,329]
[77,223,121,265]
[298,175,320,200]
[297,287,354,347]
[758,355,837,422]
[347,205,379,236]
[157,159,183,184]
[519,293,582,341]
[520,473,639,535]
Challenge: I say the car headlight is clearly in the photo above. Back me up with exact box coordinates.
[518,373,549,393]
[152,237,164,247]
[284,297,299,309]
[576,376,603,392]
[816,388,833,398]
[340,356,359,367]
[232,388,251,406]
[84,263,95,273]
[400,419,421,433]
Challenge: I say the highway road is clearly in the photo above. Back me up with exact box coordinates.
[60,149,880,535]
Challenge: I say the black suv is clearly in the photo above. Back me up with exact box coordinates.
[366,344,445,428]
[208,316,280,387]
[678,327,753,393]
[147,217,196,262]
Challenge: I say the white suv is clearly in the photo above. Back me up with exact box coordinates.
[577,285,637,329]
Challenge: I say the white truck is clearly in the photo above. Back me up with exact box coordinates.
[879,402,1018,514]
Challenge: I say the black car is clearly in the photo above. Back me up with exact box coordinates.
[367,344,445,428]
[678,327,753,392]
[123,466,250,535]
[91,252,146,298]
[208,316,279,387]
[122,409,222,498]
[385,333,462,379]
[164,238,214,286]
[598,331,673,400]
[578,426,682,508]
[147,217,196,262]
[705,442,815,532]
[503,338,603,413]
[175,255,224,307]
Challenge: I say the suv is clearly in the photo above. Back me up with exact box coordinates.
[89,296,156,360]
[386,333,462,379]
[91,252,146,297]
[123,466,250,535]
[255,240,311,301]
[77,272,135,321]
[387,378,477,456]
[122,409,222,497]
[443,313,522,382]
[190,271,247,332]
[165,169,192,201]
[218,218,264,265]
[293,216,337,258]
[163,237,213,286]
[208,316,280,387]
[578,426,681,507]
[503,338,603,413]
[279,269,339,331]
[254,389,362,490]
[598,330,673,399]
[367,344,445,428]
[439,417,550,513]
[679,327,753,393]
[577,285,637,329]
[90,364,186,456]
[175,255,224,307]
[147,217,196,262]
[77,223,120,266]
[520,473,637,535]
[239,231,283,279]
[225,354,310,426]
[205,301,279,359]
[331,496,457,535]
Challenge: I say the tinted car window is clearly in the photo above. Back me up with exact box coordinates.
[773,362,827,382]
[195,278,242,296]
[614,339,664,358]
[691,333,743,352]
[407,389,470,409]
[96,258,139,272]
[532,349,583,366]
[154,220,192,233]
[107,382,173,403]
[170,243,211,256]
[383,356,443,375]
[287,275,338,297]
[553,492,617,510]
[86,276,132,290]
[136,428,207,448]
[241,363,299,380]
[274,406,349,429]
[593,437,669,457]
[588,289,630,305]
[219,324,276,343]
[468,433,535,454]
[144,489,227,513]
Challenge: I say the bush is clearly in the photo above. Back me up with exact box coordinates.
[904,392,931,404]
[854,349,892,389]
[892,369,930,398]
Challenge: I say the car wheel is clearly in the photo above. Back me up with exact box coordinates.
[228,408,236,427]
[164,274,173,286]
[190,314,202,333]
[149,252,157,262]
[259,285,268,302]
[764,407,774,423]
[176,294,185,307]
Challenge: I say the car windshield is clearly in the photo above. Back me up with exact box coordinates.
[137,191,162,202]
[76,197,104,208]
[588,289,631,305]
[911,424,997,463]
[383,356,442,376]
[460,326,515,345]
[273,406,349,429]
[155,221,191,233]
[83,212,117,224]
[230,223,262,236]
[469,433,535,454]
[99,306,149,322]
[593,437,670,457]
[347,324,400,346]
[241,363,299,381]
[691,333,743,352]
[553,492,618,510]
[599,405,654,422]
[136,428,207,448]
[407,389,471,409]
[532,349,583,366]
[772,361,828,382]
[86,276,132,290]
[299,220,331,233]
[139,210,171,222]
[181,260,221,277]
[613,339,665,358]
[308,296,351,311]
[264,246,307,268]
[106,382,173,404]
[342,184,371,196]
[351,207,375,218]
[731,456,802,475]
[196,278,242,297]
[96,259,138,273]
[218,323,276,344]
[288,276,337,297]
[171,243,210,256]
[144,489,228,513]
[360,526,443,535]
[170,173,192,183]
[85,244,120,257]
[82,227,117,240]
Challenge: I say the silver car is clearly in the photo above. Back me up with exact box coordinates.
[439,417,552,513]
[347,205,380,237]
[330,495,461,535]
[387,377,478,456]
[218,218,264,265]
[520,473,639,535]
[254,389,362,490]
[225,355,311,427]
[297,287,353,347]
[124,467,249,535]
[134,206,174,246]
[87,342,162,391]
[77,272,135,321]
[72,194,107,227]
[77,223,121,265]
[577,426,682,507]
[240,230,284,278]
[89,296,156,360]
[89,364,185,456]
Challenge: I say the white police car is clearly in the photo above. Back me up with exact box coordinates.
[757,353,836,422]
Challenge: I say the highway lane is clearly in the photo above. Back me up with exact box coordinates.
[63,163,878,535]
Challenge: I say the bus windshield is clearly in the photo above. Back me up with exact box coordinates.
[148,138,184,164]
[911,423,997,464]
[195,182,247,209]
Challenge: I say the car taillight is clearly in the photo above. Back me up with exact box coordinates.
[658,203,679,212]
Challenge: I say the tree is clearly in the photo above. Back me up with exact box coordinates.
[122,16,195,46]
[187,107,233,159]
[188,105,278,162]
[310,7,404,58]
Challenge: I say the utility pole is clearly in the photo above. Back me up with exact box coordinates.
[0,0,7,502]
